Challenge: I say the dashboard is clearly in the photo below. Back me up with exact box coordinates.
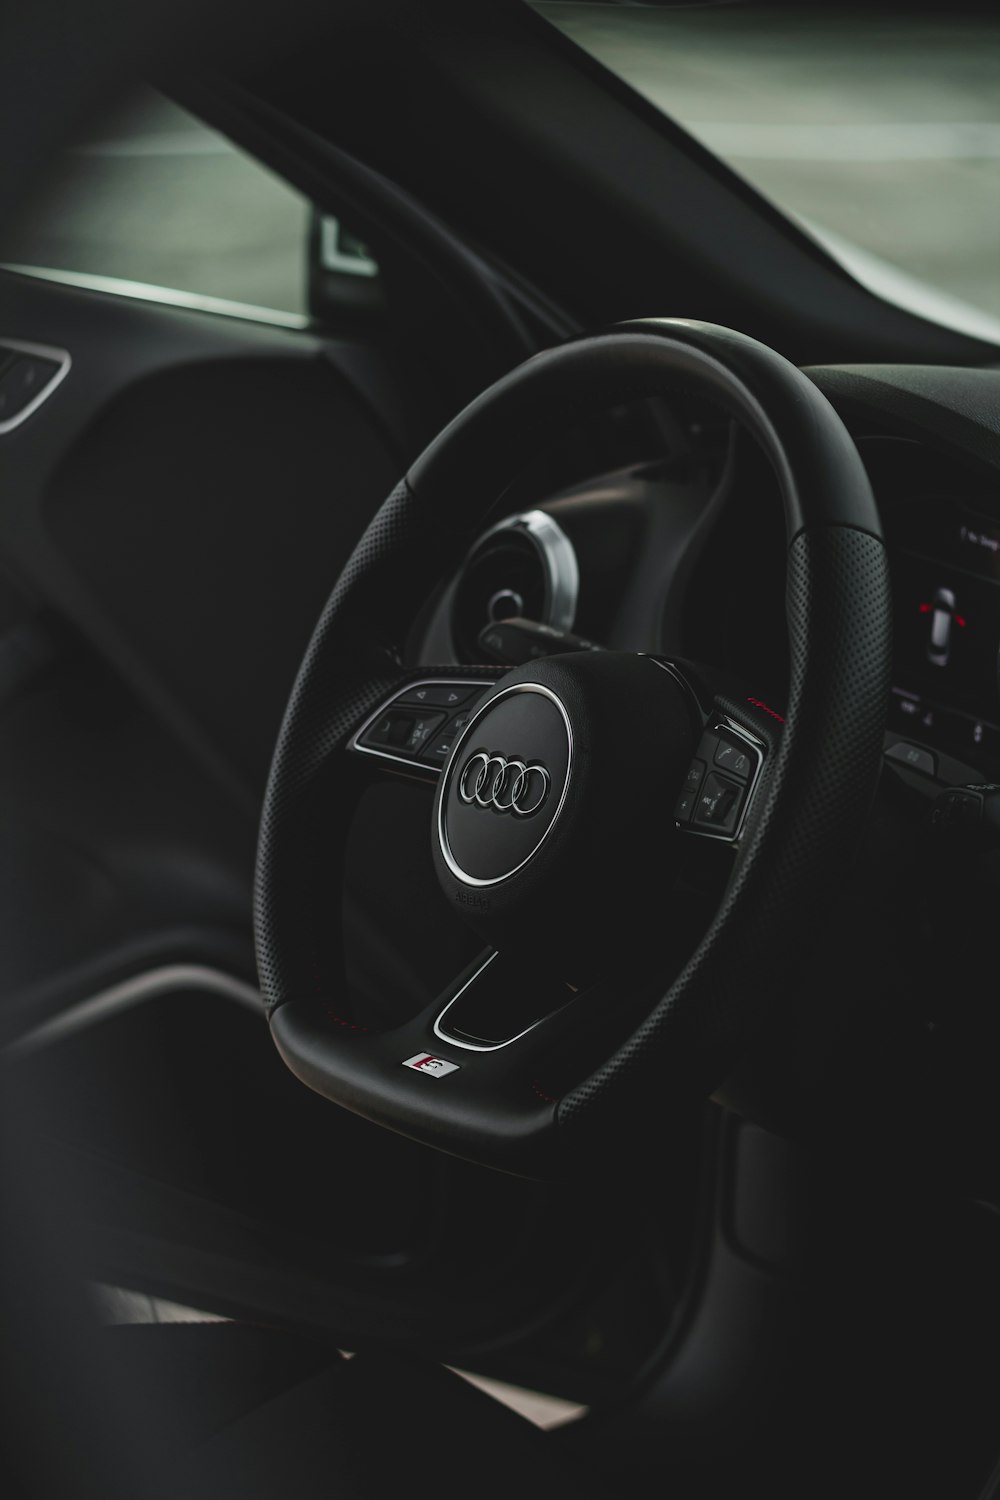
[861,432,1000,789]
[885,487,1000,771]
[418,402,1000,799]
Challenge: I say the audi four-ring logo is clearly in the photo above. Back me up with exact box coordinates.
[458,752,550,816]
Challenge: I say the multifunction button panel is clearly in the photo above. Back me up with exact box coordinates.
[351,681,495,773]
[674,720,764,841]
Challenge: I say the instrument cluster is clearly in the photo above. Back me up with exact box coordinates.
[885,493,1000,771]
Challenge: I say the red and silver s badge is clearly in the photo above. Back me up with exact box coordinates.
[402,1053,460,1078]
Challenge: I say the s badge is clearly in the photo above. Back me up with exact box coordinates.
[402,1053,460,1078]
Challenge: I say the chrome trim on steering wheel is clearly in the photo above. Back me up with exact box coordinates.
[438,682,573,888]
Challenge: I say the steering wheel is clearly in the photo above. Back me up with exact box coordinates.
[254,319,891,1176]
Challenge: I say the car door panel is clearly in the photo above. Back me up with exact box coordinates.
[0,264,627,1364]
[0,269,409,804]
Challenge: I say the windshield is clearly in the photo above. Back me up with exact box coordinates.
[532,3,1000,339]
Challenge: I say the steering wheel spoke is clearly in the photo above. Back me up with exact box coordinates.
[430,949,578,1052]
[271,947,578,1174]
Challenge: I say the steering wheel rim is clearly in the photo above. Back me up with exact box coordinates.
[254,319,892,1176]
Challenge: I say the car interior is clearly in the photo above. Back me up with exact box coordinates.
[2,2,1000,1497]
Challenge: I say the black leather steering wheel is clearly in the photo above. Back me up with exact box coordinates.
[254,319,891,1176]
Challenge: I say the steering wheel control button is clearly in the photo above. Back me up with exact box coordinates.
[680,721,763,842]
[674,789,696,823]
[684,759,706,792]
[352,682,497,771]
[365,710,416,750]
[404,716,445,753]
[402,1053,460,1078]
[398,683,479,709]
[364,708,447,753]
[714,737,754,780]
[423,729,458,764]
[692,772,743,834]
[885,741,937,778]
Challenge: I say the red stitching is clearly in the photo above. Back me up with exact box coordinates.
[746,697,785,724]
[328,1011,369,1033]
[531,1081,559,1104]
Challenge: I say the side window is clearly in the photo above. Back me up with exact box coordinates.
[1,87,311,318]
